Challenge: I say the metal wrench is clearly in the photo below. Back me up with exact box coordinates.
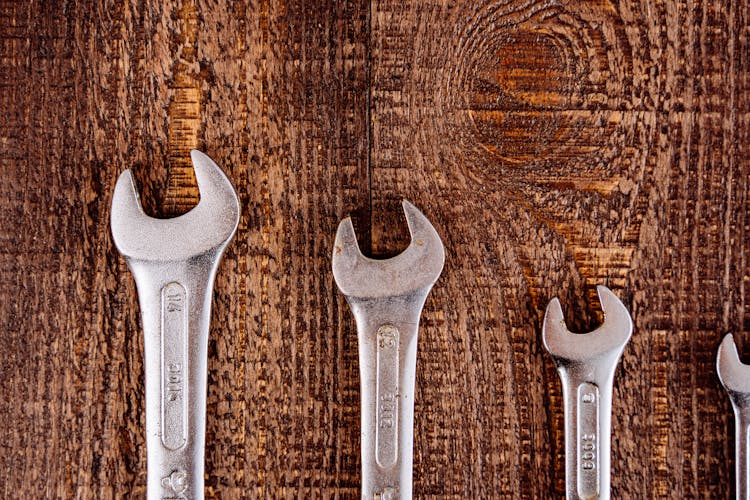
[332,201,445,499]
[542,286,632,500]
[111,150,240,500]
[717,333,750,500]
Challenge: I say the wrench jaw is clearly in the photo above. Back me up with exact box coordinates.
[111,150,240,264]
[717,334,750,500]
[717,334,750,404]
[542,286,633,369]
[110,151,239,500]
[332,200,445,301]
[332,201,445,500]
[542,286,632,500]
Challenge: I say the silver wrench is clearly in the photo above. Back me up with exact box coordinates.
[542,286,632,500]
[717,333,750,500]
[332,201,445,499]
[111,150,240,500]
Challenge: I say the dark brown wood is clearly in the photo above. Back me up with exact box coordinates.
[0,0,747,497]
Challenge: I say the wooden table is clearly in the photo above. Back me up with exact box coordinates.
[1,0,746,497]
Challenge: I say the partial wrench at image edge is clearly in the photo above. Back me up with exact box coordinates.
[111,151,240,500]
[332,201,445,500]
[542,286,633,500]
[717,333,750,500]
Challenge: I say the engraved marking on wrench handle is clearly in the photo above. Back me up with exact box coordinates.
[559,368,616,500]
[162,282,188,451]
[577,383,600,498]
[376,325,399,467]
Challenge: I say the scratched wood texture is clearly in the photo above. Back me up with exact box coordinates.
[0,0,748,498]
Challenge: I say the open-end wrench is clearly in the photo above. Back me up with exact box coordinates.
[717,333,750,500]
[332,201,445,499]
[111,151,240,499]
[542,286,632,500]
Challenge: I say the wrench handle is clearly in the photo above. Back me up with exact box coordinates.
[559,371,616,500]
[734,409,750,500]
[129,260,218,500]
[350,297,425,500]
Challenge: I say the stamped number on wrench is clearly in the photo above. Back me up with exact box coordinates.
[161,282,187,451]
[376,325,399,467]
[578,383,600,498]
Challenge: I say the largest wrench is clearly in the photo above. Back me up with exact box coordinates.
[111,151,240,499]
[332,201,445,499]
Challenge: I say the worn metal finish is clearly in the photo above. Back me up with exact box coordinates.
[542,286,632,500]
[111,151,240,500]
[332,201,444,500]
[717,334,750,500]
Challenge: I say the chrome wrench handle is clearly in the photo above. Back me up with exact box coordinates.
[555,356,619,499]
[128,259,221,499]
[733,409,750,499]
[347,294,427,499]
[543,286,632,500]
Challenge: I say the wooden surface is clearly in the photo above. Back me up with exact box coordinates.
[0,0,748,497]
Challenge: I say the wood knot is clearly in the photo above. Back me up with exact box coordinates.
[449,1,635,187]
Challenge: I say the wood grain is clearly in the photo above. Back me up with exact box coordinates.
[0,0,748,498]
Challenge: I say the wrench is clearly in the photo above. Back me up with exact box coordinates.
[542,286,632,500]
[332,201,445,499]
[111,150,240,500]
[717,333,750,500]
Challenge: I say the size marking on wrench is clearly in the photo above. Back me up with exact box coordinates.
[717,334,750,500]
[161,282,187,450]
[577,383,599,497]
[543,286,632,500]
[333,200,444,500]
[111,150,240,500]
[376,325,399,467]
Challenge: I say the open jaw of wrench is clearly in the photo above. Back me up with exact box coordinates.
[717,334,750,500]
[332,201,445,499]
[542,286,632,500]
[111,150,240,500]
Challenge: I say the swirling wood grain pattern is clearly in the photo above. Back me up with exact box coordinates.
[369,0,746,498]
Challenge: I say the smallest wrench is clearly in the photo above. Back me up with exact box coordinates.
[543,286,632,500]
[717,334,750,500]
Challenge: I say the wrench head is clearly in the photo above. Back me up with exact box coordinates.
[542,285,632,363]
[110,150,240,262]
[332,200,445,299]
[717,334,750,396]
